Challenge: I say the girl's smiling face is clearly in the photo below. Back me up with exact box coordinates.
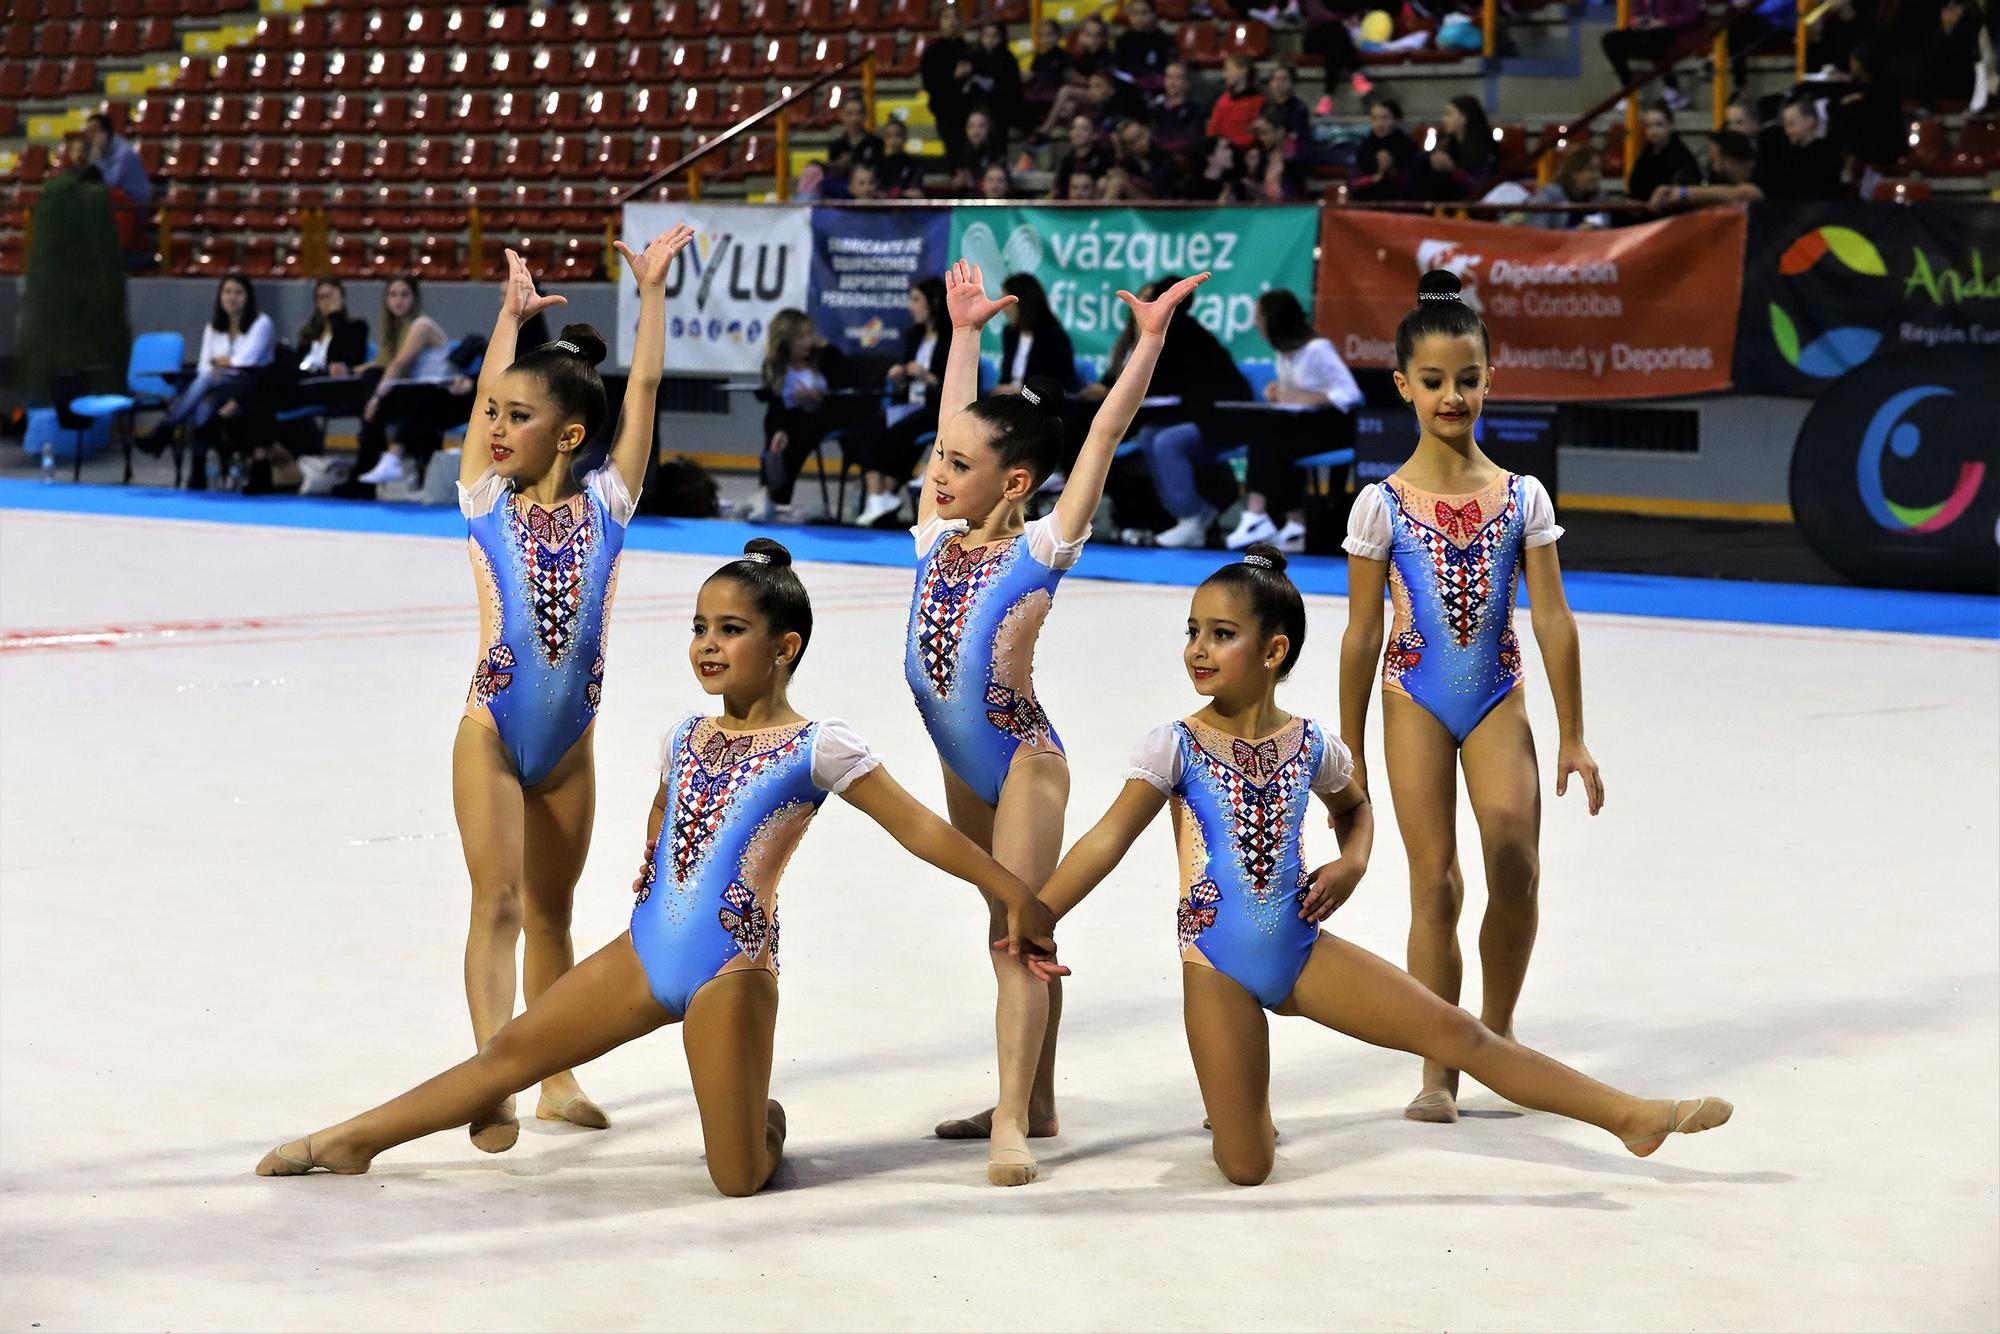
[1393,332,1490,443]
[926,415,1030,523]
[482,367,582,479]
[1184,583,1285,700]
[690,577,798,696]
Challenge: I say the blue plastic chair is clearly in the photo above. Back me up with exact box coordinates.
[54,370,134,483]
[127,332,184,411]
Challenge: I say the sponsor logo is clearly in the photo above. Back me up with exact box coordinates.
[1854,385,1986,534]
[1768,225,1886,378]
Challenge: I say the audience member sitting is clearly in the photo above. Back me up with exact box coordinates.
[921,5,975,162]
[844,276,950,529]
[1348,97,1422,199]
[1150,62,1210,159]
[825,98,885,186]
[968,21,1028,131]
[998,273,1081,396]
[1525,144,1610,229]
[1624,102,1702,207]
[354,274,461,489]
[875,119,927,197]
[143,272,275,488]
[1261,67,1313,152]
[1723,96,1761,140]
[1600,0,1699,108]
[1024,18,1079,132]
[1829,42,1904,192]
[980,163,1016,198]
[1114,0,1179,93]
[1757,96,1844,199]
[1649,127,1760,208]
[1065,166,1106,200]
[1807,0,1876,75]
[1035,16,1113,138]
[846,161,883,200]
[1102,118,1183,199]
[275,276,372,453]
[1901,0,1982,107]
[1301,0,1363,99]
[1139,287,1255,548]
[1050,113,1114,197]
[948,108,1010,193]
[1217,113,1308,201]
[1205,53,1266,149]
[1423,94,1502,199]
[1083,67,1147,133]
[1226,289,1362,555]
[745,309,858,522]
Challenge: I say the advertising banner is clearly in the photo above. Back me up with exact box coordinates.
[945,205,1319,377]
[808,207,954,359]
[1315,208,1745,400]
[617,203,812,372]
[1734,202,2000,397]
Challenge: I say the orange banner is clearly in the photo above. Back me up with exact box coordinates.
[1315,208,1748,400]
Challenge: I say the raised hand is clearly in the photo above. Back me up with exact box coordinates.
[616,223,696,290]
[944,258,1017,331]
[1556,738,1605,815]
[1116,270,1210,338]
[501,247,567,325]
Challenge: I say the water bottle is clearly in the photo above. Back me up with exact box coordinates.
[40,440,55,483]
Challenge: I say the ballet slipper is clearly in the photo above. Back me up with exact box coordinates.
[985,1147,1039,1187]
[1404,1089,1460,1123]
[934,1107,1060,1139]
[1623,1097,1734,1157]
[536,1092,610,1130]
[255,1134,369,1177]
[469,1097,520,1154]
[1201,1116,1281,1140]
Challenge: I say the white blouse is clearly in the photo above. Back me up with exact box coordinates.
[1275,338,1363,413]
[1342,476,1562,561]
[911,513,1090,569]
[457,465,637,526]
[195,314,275,375]
[655,715,882,794]
[1123,719,1354,795]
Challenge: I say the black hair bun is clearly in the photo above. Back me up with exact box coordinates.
[1242,542,1290,574]
[1417,269,1463,302]
[743,536,793,568]
[1018,374,1066,414]
[557,323,609,368]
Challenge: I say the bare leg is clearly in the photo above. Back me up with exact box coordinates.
[452,718,528,1151]
[1383,694,1467,1120]
[1277,935,1730,1152]
[1182,963,1276,1186]
[520,726,607,1127]
[681,969,786,1197]
[257,934,671,1175]
[1459,692,1540,1052]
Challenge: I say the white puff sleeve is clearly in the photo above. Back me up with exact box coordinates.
[810,718,882,794]
[1123,723,1184,795]
[1519,475,1564,548]
[1342,484,1392,560]
[586,464,639,527]
[1310,724,1355,795]
[655,711,703,779]
[1026,514,1090,571]
[911,515,966,559]
[457,467,511,520]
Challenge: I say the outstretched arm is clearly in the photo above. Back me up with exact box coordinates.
[606,225,696,499]
[921,258,1018,531]
[1038,780,1167,922]
[1338,554,1387,798]
[1524,543,1603,814]
[460,249,569,487]
[1051,273,1210,542]
[838,766,1069,977]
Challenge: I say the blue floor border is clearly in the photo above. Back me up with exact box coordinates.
[5,480,1996,641]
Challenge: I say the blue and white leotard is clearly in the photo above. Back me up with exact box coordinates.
[905,514,1088,806]
[629,713,880,1018]
[460,465,636,786]
[1126,715,1354,1010]
[1342,473,1562,744]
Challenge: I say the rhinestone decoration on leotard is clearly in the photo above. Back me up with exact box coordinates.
[1389,481,1518,649]
[663,721,810,893]
[983,682,1052,747]
[1185,720,1312,907]
[585,651,605,711]
[914,535,1014,698]
[1383,627,1425,686]
[510,495,596,668]
[1178,879,1221,952]
[468,643,515,707]
[718,881,773,961]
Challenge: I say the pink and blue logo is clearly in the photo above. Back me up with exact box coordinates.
[1855,385,1986,533]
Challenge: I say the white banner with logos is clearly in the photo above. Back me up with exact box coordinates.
[617,203,812,373]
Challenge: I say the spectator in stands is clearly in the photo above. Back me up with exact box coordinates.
[1599,0,1698,108]
[1808,0,1876,76]
[1206,53,1267,149]
[1727,0,1796,95]
[1423,94,1502,199]
[1348,96,1421,199]
[1103,118,1183,199]
[745,309,858,522]
[1070,15,1114,82]
[1624,101,1702,206]
[1034,15,1114,138]
[875,119,926,196]
[824,98,885,186]
[1649,127,1760,208]
[1301,0,1363,98]
[1723,97,1759,139]
[847,161,882,200]
[1262,66,1313,151]
[1219,112,1309,201]
[844,276,950,529]
[82,113,152,211]
[968,21,1027,131]
[1114,0,1179,92]
[1083,67,1147,133]
[997,273,1080,395]
[1225,288,1363,555]
[1150,62,1210,159]
[948,107,1010,193]
[1904,0,1983,107]
[354,275,459,488]
[1024,18,1078,133]
[1139,285,1255,548]
[922,5,975,163]
[297,278,369,379]
[1050,112,1113,197]
[1830,41,1904,193]
[981,163,1016,198]
[1524,144,1610,229]
[1758,96,1845,199]
[143,272,274,484]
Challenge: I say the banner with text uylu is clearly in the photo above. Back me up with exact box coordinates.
[618,203,812,373]
[1314,208,1746,400]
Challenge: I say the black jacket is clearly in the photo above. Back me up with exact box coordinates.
[893,322,951,404]
[1000,320,1081,391]
[297,313,369,371]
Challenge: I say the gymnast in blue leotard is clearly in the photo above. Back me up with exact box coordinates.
[1038,548,1732,1187]
[256,539,1065,1195]
[442,232,692,1151]
[1338,269,1606,1126]
[909,259,1211,1186]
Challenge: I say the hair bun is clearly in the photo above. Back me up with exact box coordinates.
[557,323,610,368]
[1417,269,1463,303]
[742,537,793,568]
[1019,374,1066,414]
[1242,542,1289,574]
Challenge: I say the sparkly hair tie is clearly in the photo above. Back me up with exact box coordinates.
[1418,291,1461,303]
[738,551,772,566]
[1241,553,1274,569]
[1019,384,1042,406]
[549,339,581,354]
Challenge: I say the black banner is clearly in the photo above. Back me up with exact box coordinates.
[1790,347,1999,593]
[1352,406,1559,498]
[1734,202,2000,397]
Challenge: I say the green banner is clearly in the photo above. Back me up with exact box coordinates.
[946,206,1318,378]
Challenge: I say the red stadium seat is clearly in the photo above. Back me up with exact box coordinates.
[753,0,803,33]
[69,20,103,57]
[167,94,204,133]
[799,0,845,31]
[1950,118,2000,172]
[574,3,619,38]
[410,49,459,89]
[210,51,251,90]
[401,7,450,46]
[0,61,23,100]
[529,46,575,85]
[597,133,642,178]
[235,185,289,228]
[662,0,705,35]
[284,51,327,90]
[323,8,367,48]
[1177,22,1222,66]
[370,94,412,135]
[420,235,466,279]
[373,139,419,181]
[237,236,280,277]
[409,91,459,133]
[205,93,245,134]
[205,138,246,179]
[493,89,538,130]
[460,136,505,179]
[548,133,595,176]
[664,40,707,79]
[325,137,370,181]
[327,93,368,132]
[485,7,534,43]
[128,95,171,135]
[286,137,325,178]
[636,131,686,176]
[288,9,329,47]
[372,187,418,231]
[715,39,765,79]
[885,0,930,29]
[503,136,544,179]
[704,0,754,32]
[243,141,288,181]
[592,88,640,130]
[325,235,368,276]
[412,135,458,180]
[458,91,498,133]
[551,184,599,227]
[188,183,236,228]
[5,22,37,57]
[282,94,325,134]
[189,235,238,278]
[553,237,603,282]
[1870,177,1931,203]
[1219,19,1269,58]
[324,50,366,89]
[781,32,849,75]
